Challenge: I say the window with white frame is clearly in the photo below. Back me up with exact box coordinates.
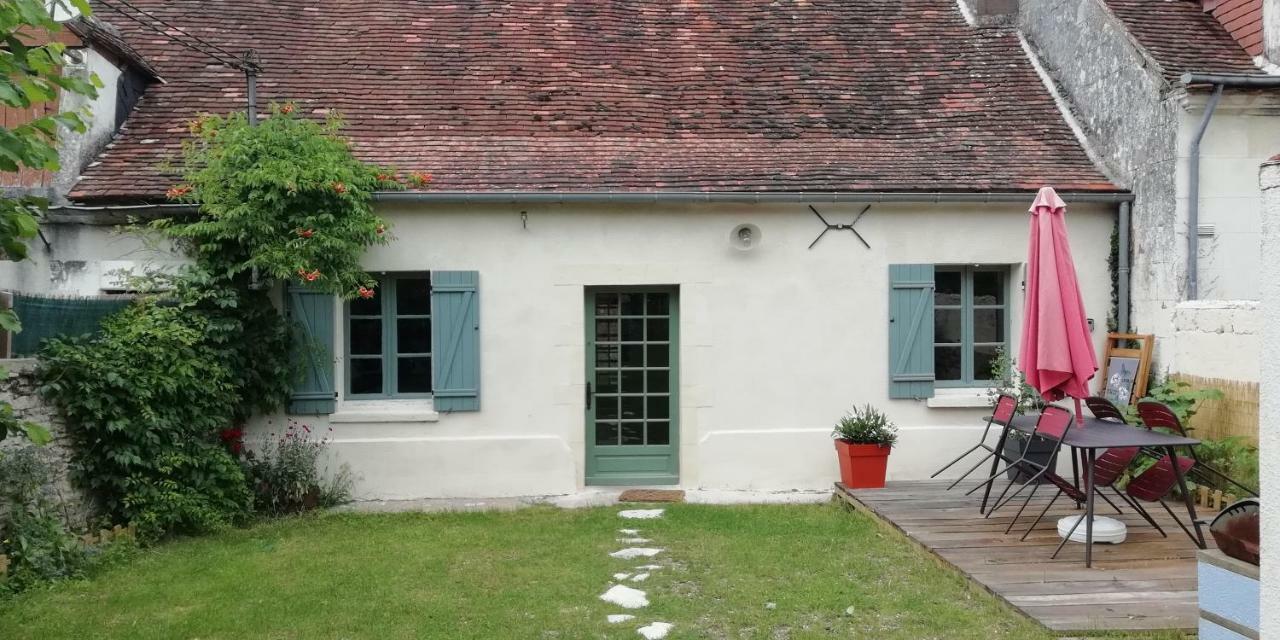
[346,274,433,398]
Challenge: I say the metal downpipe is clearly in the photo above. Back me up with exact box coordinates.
[1118,200,1131,333]
[1186,83,1224,301]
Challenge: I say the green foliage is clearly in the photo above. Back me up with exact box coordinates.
[34,276,293,539]
[985,345,1042,414]
[1119,378,1224,426]
[1193,436,1259,495]
[0,446,87,593]
[832,404,899,447]
[158,105,405,297]
[0,369,51,445]
[242,422,352,516]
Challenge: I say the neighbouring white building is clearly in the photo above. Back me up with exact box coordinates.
[6,0,1134,498]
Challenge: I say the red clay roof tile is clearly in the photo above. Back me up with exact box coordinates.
[1103,0,1261,80]
[71,0,1118,202]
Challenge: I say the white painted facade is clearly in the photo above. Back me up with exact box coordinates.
[246,200,1117,499]
[1255,157,1279,637]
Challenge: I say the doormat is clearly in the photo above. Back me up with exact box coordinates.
[619,489,685,503]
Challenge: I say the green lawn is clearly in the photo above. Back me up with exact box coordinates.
[0,502,1184,639]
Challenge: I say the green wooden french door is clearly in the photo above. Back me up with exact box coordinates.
[585,289,679,486]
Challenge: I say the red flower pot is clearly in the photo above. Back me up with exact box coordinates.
[835,440,891,489]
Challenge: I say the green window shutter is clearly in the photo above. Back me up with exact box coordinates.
[431,271,480,412]
[287,284,337,414]
[889,264,936,399]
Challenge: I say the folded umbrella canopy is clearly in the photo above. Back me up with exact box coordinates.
[1019,187,1098,420]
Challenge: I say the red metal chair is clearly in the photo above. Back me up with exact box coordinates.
[930,394,1019,491]
[970,405,1074,518]
[1084,396,1128,423]
[1137,400,1258,498]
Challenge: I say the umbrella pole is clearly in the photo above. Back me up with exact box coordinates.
[1074,397,1084,425]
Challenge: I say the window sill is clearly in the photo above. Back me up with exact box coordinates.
[330,400,439,423]
[926,389,995,409]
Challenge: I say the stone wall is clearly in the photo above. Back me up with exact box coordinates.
[0,359,93,530]
[1256,155,1280,637]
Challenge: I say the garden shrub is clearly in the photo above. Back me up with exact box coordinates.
[240,422,353,516]
[0,446,89,592]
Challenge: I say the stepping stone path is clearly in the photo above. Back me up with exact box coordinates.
[598,508,673,637]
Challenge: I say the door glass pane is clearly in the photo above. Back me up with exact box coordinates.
[934,309,961,344]
[646,318,669,341]
[621,396,644,419]
[647,421,670,445]
[645,294,669,316]
[350,319,382,355]
[647,395,669,419]
[397,357,432,393]
[621,370,643,393]
[973,345,1000,381]
[595,319,619,342]
[619,293,644,316]
[595,422,619,446]
[597,397,619,420]
[935,346,962,381]
[397,318,431,353]
[596,345,619,367]
[350,358,383,395]
[596,370,618,394]
[647,370,669,394]
[350,293,380,316]
[621,422,644,445]
[595,293,619,316]
[621,318,644,342]
[973,309,1005,343]
[973,271,1005,305]
[396,278,431,314]
[935,271,962,305]
[646,344,669,367]
[621,345,644,367]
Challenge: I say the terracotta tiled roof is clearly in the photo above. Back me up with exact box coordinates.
[71,0,1118,202]
[1103,0,1262,80]
[66,16,161,80]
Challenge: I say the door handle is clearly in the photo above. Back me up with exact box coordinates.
[585,381,592,411]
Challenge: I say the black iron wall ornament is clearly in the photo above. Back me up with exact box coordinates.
[807,204,872,250]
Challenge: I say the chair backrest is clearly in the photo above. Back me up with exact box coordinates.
[1137,400,1187,436]
[1092,447,1140,486]
[991,394,1018,425]
[1126,454,1195,502]
[1085,396,1127,423]
[1032,405,1073,442]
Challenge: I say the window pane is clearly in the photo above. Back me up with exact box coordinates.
[621,318,644,342]
[350,293,380,316]
[973,309,1005,343]
[620,293,644,316]
[595,293,619,316]
[935,270,962,306]
[935,346,962,381]
[647,421,670,445]
[621,396,644,419]
[647,395,669,420]
[621,370,643,393]
[596,345,619,367]
[397,357,432,393]
[646,344,669,367]
[396,278,431,315]
[595,422,619,446]
[397,318,431,353]
[973,271,1005,305]
[646,294,669,316]
[621,422,644,445]
[973,345,1000,381]
[596,370,618,394]
[595,319,619,342]
[597,397,619,420]
[350,319,382,355]
[621,345,644,367]
[350,358,383,395]
[934,309,961,344]
[646,318,669,342]
[647,369,670,394]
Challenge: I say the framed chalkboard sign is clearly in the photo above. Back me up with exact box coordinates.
[1098,333,1154,406]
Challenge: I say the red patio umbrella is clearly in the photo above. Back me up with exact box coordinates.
[1019,187,1098,422]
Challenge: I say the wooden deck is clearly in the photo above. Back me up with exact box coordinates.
[835,480,1209,633]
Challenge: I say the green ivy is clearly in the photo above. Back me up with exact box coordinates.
[157,105,407,297]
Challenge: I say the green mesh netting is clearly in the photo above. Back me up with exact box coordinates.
[9,293,132,356]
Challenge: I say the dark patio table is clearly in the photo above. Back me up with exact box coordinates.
[984,414,1204,568]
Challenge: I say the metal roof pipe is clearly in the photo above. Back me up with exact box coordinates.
[1179,72,1280,300]
[1118,200,1131,333]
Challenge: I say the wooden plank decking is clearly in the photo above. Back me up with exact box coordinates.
[835,480,1208,633]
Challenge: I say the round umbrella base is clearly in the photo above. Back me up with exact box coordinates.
[1057,515,1127,544]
